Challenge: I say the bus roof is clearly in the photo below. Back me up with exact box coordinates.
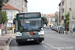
[15,12,42,19]
[17,12,41,15]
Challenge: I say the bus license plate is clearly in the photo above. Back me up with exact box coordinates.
[27,39,34,41]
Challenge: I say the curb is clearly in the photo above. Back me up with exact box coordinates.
[63,31,75,36]
[4,37,12,50]
[68,34,75,36]
[5,34,16,50]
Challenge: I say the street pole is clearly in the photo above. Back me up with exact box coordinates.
[9,23,11,34]
[4,3,7,34]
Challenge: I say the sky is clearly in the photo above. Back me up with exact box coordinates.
[27,0,60,14]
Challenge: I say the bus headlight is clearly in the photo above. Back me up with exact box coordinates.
[38,31,44,35]
[16,32,22,36]
[40,35,44,37]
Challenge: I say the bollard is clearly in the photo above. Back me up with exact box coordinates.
[1,29,5,36]
[64,31,66,34]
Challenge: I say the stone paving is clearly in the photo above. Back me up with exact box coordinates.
[0,34,15,50]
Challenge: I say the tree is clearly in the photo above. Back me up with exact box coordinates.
[0,11,8,24]
[0,0,4,11]
[0,0,9,35]
[0,0,9,11]
[0,0,9,23]
[3,0,9,3]
[0,11,8,35]
[65,12,70,31]
[42,17,48,25]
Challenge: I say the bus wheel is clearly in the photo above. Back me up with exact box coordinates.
[17,42,22,45]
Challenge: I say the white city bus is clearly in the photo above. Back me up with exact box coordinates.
[13,12,44,44]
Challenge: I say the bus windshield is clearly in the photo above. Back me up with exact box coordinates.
[16,18,41,31]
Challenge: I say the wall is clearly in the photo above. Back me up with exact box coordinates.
[8,0,28,13]
[8,0,22,12]
[59,0,70,27]
[2,10,19,34]
[2,10,19,27]
[69,0,75,31]
[49,18,55,26]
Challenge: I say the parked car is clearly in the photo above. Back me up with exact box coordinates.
[49,24,54,28]
[57,26,65,33]
[46,26,49,29]
[54,26,57,31]
[51,26,55,30]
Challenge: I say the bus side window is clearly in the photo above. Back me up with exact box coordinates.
[18,20,22,30]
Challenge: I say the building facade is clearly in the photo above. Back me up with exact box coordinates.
[2,4,20,34]
[8,0,28,13]
[49,14,56,26]
[69,0,75,31]
[59,0,70,27]
[59,0,75,31]
[55,12,59,26]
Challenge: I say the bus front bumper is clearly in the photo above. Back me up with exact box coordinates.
[16,35,44,42]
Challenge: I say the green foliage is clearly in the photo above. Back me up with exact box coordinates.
[0,0,9,23]
[0,11,8,24]
[0,0,4,11]
[42,17,48,25]
[0,0,9,11]
[65,12,70,29]
[3,0,9,3]
[65,12,70,18]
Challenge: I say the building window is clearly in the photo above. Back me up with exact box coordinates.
[61,9,64,13]
[7,22,13,27]
[8,11,13,20]
[61,9,63,12]
[63,9,64,12]
[63,1,64,5]
[61,1,64,5]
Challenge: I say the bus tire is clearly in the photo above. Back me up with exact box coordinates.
[17,42,22,45]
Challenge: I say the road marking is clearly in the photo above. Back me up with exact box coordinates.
[46,43,61,50]
[42,45,50,50]
[46,43,53,47]
[43,41,61,50]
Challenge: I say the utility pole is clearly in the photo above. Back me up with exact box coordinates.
[4,3,7,34]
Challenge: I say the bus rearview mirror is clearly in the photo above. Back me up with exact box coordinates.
[13,19,16,24]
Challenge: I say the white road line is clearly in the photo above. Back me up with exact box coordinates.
[43,41,61,50]
[46,43,61,50]
[42,45,50,50]
[46,43,53,47]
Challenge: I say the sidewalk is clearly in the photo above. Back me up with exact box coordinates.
[0,34,16,50]
[64,31,75,36]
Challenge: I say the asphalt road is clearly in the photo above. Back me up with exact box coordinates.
[9,28,75,50]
